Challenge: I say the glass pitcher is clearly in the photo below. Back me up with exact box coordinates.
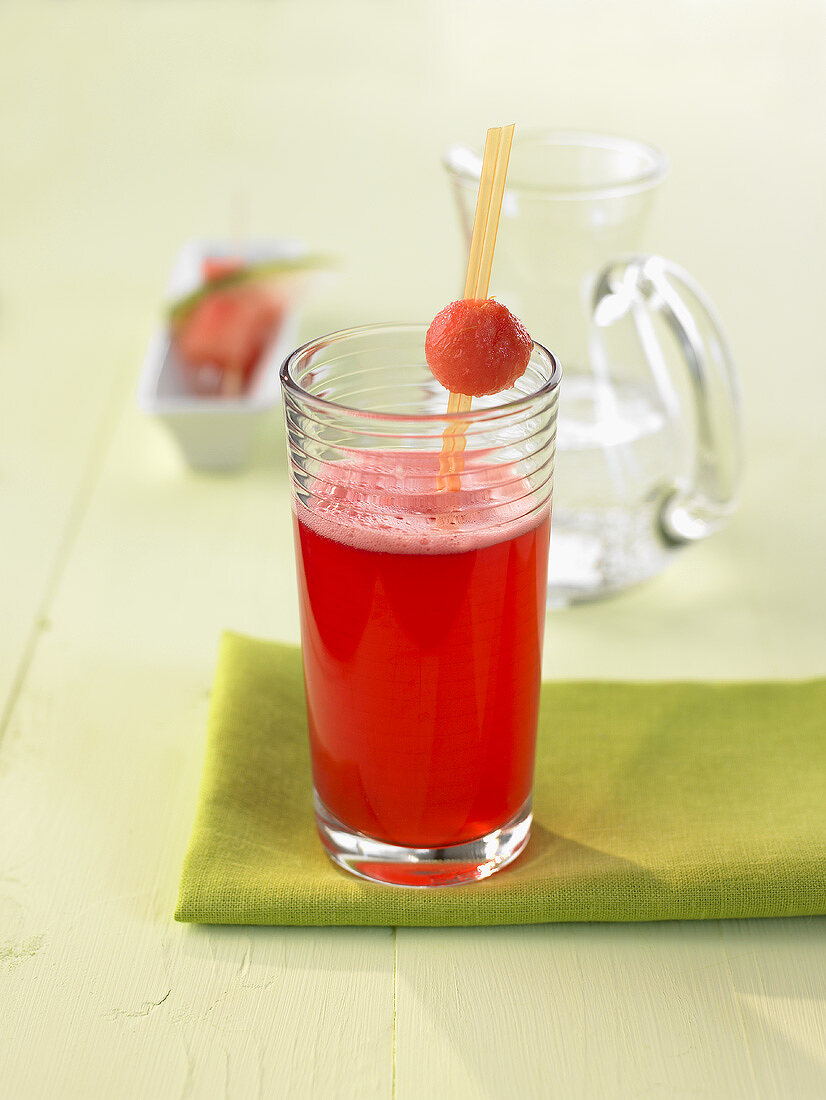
[444,130,742,605]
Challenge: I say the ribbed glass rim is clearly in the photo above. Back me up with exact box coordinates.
[444,129,669,201]
[280,322,561,423]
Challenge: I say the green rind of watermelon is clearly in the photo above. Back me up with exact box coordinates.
[167,254,335,326]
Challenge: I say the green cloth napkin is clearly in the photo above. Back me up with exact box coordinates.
[175,632,826,926]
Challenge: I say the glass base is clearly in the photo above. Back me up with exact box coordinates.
[314,793,532,888]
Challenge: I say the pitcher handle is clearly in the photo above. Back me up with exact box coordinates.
[592,254,743,544]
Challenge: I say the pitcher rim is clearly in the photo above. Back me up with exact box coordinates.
[444,129,669,201]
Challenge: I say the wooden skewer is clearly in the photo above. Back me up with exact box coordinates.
[462,127,502,300]
[473,123,514,300]
[439,123,515,490]
[221,367,245,397]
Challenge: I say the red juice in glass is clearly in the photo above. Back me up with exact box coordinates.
[281,324,560,886]
[294,455,550,849]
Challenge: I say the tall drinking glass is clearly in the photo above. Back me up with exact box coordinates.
[281,324,560,886]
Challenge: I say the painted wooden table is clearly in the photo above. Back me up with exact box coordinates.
[2,3,825,1096]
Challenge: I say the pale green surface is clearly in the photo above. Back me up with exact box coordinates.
[1,2,825,1097]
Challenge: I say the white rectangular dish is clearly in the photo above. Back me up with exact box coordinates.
[138,239,304,472]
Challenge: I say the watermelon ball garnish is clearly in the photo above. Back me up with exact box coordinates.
[425,298,532,398]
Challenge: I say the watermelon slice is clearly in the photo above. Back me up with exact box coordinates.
[168,254,329,326]
[173,283,285,396]
[201,256,245,283]
[170,254,329,397]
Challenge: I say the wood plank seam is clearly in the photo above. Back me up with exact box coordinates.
[393,927,398,1100]
[0,368,132,748]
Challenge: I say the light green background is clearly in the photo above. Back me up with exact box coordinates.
[1,2,825,1097]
